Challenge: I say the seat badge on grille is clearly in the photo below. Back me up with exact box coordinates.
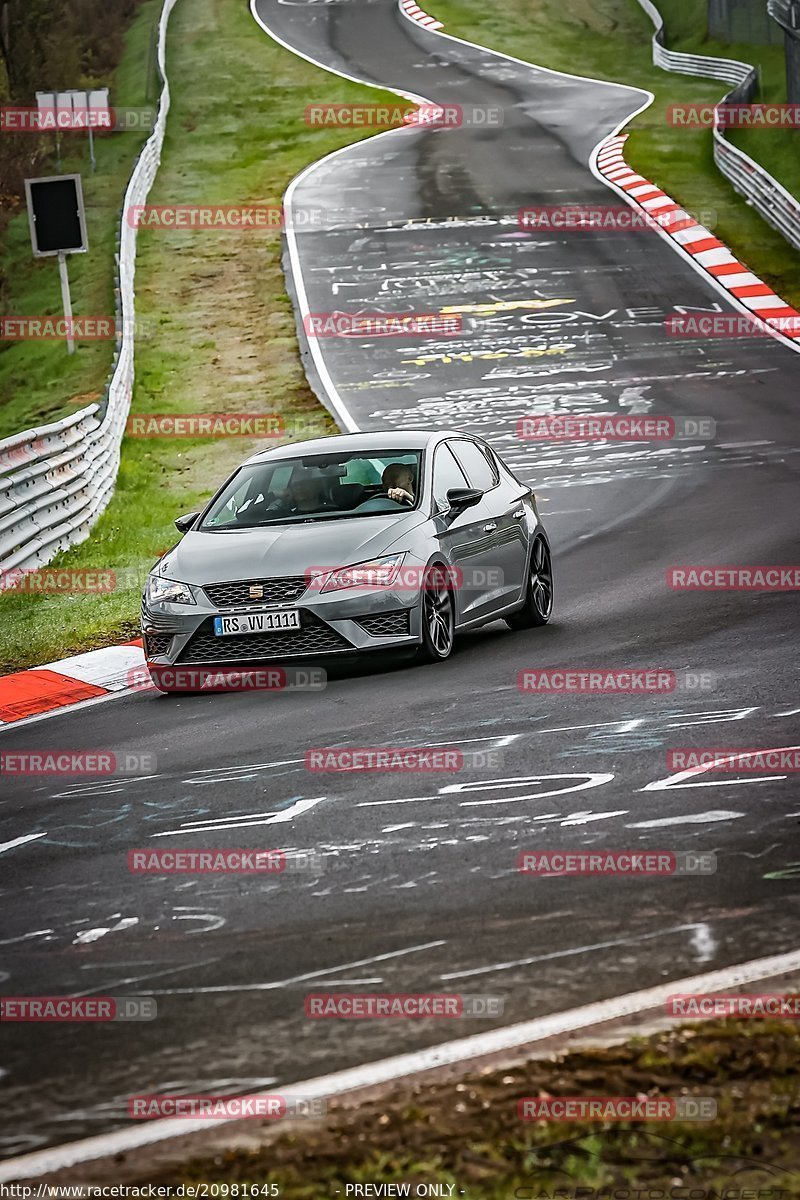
[249,585,264,600]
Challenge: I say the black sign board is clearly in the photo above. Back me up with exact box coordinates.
[24,174,88,257]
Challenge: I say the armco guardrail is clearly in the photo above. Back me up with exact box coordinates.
[636,0,753,83]
[634,0,800,254]
[768,0,800,33]
[0,0,178,573]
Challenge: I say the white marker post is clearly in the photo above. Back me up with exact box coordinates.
[68,90,92,170]
[88,88,111,169]
[35,91,59,168]
[57,91,71,169]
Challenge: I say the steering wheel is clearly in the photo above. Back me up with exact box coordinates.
[387,490,414,507]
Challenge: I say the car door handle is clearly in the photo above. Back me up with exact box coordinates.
[483,522,497,532]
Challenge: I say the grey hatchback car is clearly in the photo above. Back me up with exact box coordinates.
[141,430,553,691]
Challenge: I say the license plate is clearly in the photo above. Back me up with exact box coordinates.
[213,610,301,636]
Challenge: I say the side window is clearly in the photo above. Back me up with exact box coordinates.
[450,440,497,491]
[432,444,469,510]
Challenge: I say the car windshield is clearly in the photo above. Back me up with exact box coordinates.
[199,450,424,530]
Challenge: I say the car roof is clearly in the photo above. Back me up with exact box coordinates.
[244,429,478,465]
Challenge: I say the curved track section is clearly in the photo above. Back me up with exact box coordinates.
[1,0,799,1162]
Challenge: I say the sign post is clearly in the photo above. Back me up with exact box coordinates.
[24,174,89,355]
[57,252,76,354]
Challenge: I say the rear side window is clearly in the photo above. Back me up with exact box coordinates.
[451,440,497,491]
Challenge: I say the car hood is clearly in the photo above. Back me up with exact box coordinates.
[154,512,428,585]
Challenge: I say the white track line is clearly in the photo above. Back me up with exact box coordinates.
[0,832,46,855]
[3,946,800,1181]
[249,0,433,433]
[251,0,653,430]
[252,0,648,428]
[393,1,800,358]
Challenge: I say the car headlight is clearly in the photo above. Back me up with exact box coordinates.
[145,574,196,605]
[319,553,406,594]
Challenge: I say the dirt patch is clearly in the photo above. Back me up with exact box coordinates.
[117,1021,800,1195]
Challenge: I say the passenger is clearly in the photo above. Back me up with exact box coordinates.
[268,471,332,515]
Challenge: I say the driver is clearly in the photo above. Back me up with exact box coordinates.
[382,463,415,506]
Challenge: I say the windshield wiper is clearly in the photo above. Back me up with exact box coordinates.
[201,510,408,531]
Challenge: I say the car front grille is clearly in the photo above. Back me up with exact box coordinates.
[356,611,411,638]
[202,576,308,608]
[176,613,350,663]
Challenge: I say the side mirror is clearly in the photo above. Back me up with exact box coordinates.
[445,487,483,513]
[174,511,200,533]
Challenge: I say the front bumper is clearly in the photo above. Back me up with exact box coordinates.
[141,576,424,668]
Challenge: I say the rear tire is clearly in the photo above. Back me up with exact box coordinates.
[505,536,553,629]
[418,566,455,662]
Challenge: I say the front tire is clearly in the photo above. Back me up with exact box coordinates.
[418,566,455,662]
[506,536,553,629]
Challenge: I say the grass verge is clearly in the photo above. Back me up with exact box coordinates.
[657,0,800,204]
[0,0,407,675]
[133,1020,800,1194]
[427,0,800,311]
[0,0,159,440]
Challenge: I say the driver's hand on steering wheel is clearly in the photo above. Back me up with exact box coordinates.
[387,486,414,505]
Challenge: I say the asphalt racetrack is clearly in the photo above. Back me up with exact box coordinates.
[1,0,799,1161]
